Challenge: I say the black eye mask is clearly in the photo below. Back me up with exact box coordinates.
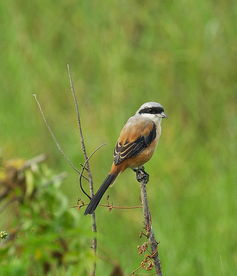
[139,106,164,114]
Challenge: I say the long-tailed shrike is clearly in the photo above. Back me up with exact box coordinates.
[84,102,167,215]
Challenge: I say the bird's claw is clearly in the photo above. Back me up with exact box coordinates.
[135,168,149,184]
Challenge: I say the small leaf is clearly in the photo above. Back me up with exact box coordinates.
[25,170,35,197]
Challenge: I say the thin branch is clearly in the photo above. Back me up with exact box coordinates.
[67,64,97,276]
[79,143,106,200]
[128,263,143,276]
[66,65,90,171]
[33,94,88,181]
[136,169,162,276]
[72,203,142,210]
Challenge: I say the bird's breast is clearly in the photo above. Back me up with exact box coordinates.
[128,138,158,169]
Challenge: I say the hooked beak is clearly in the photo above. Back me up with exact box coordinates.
[159,112,168,118]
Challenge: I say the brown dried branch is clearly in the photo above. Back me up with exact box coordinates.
[136,168,162,276]
[72,202,142,211]
[67,64,97,276]
[128,263,143,276]
[79,143,106,200]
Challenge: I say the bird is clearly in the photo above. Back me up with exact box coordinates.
[84,102,167,215]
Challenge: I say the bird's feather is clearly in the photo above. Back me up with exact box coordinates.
[113,118,156,165]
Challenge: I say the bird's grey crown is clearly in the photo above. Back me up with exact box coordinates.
[136,102,164,115]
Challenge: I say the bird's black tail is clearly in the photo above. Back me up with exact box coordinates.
[84,173,117,215]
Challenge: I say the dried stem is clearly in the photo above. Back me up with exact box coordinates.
[33,94,88,180]
[136,169,162,276]
[67,64,97,276]
[79,143,106,200]
[72,203,142,210]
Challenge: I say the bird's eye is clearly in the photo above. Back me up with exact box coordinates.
[139,106,164,114]
[159,107,164,113]
[150,107,163,114]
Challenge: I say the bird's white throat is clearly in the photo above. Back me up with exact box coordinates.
[140,113,162,127]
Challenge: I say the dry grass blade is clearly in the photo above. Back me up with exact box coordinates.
[33,94,88,180]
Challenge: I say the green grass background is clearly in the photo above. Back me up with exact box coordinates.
[1,0,237,275]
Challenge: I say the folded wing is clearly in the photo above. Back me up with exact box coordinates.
[113,118,156,165]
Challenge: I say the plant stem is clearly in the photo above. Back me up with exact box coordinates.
[138,169,162,276]
[67,64,97,276]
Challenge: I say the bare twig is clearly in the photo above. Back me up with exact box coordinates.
[67,64,97,276]
[79,143,106,200]
[128,263,143,276]
[72,203,142,210]
[136,169,162,276]
[33,94,88,181]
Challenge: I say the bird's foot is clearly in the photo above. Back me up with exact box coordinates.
[134,167,149,184]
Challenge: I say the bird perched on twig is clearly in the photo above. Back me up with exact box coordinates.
[84,102,167,215]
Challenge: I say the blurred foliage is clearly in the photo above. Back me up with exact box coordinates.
[0,157,93,276]
[0,0,237,275]
[0,231,8,240]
